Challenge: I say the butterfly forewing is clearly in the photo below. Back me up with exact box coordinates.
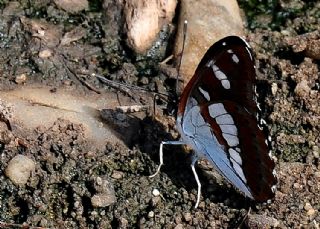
[177,36,277,202]
[179,36,257,116]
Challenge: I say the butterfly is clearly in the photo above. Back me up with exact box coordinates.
[150,35,277,208]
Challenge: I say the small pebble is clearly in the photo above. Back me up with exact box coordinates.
[91,194,116,207]
[39,49,52,58]
[84,151,95,158]
[304,202,312,211]
[71,212,76,218]
[151,196,161,206]
[111,171,124,179]
[91,210,98,217]
[175,215,182,224]
[312,146,319,158]
[152,188,160,197]
[148,211,154,218]
[63,207,68,214]
[271,83,278,95]
[54,0,88,13]
[5,155,35,186]
[174,224,184,229]
[15,73,27,84]
[139,76,149,85]
[96,177,102,185]
[307,208,316,216]
[293,183,300,189]
[74,201,80,208]
[183,212,192,222]
[119,217,128,228]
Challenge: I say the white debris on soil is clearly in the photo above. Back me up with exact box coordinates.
[124,0,177,53]
[148,211,155,218]
[5,155,35,186]
[152,188,160,197]
[271,82,278,95]
[174,0,244,83]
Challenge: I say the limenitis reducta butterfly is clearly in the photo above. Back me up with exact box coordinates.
[150,35,277,208]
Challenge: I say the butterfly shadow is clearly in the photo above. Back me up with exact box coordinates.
[97,108,142,148]
[97,107,253,216]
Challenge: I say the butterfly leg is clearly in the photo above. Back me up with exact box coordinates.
[149,141,185,178]
[191,154,201,209]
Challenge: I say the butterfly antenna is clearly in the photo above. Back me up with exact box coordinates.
[96,74,169,98]
[176,20,188,96]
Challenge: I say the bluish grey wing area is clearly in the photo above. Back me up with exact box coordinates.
[193,135,253,199]
[177,104,253,198]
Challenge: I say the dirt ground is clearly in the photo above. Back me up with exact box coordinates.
[0,1,319,229]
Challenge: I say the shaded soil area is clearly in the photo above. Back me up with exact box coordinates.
[0,1,319,229]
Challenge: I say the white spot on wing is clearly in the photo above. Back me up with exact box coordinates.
[221,79,230,89]
[212,65,227,80]
[222,133,239,147]
[206,59,214,68]
[220,124,238,136]
[229,148,242,165]
[232,54,239,63]
[257,102,261,111]
[260,119,267,125]
[209,103,227,118]
[210,64,231,89]
[216,114,234,125]
[272,169,277,177]
[198,87,210,101]
[227,49,233,53]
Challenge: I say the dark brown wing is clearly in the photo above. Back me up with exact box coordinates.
[178,36,257,116]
